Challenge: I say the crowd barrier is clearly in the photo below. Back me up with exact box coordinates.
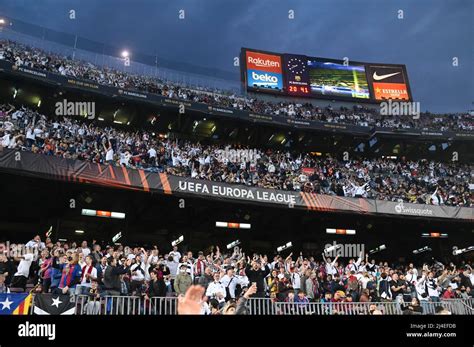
[25,294,474,315]
[248,298,474,315]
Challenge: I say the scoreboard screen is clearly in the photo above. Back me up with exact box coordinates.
[241,47,413,102]
[243,49,284,94]
[284,54,311,96]
[307,60,370,99]
[365,64,411,101]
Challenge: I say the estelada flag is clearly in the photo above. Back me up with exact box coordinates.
[0,293,32,315]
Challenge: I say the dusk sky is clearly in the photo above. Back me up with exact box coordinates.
[1,0,472,112]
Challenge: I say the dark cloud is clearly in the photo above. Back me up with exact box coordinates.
[1,0,472,112]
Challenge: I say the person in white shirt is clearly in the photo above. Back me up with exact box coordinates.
[120,151,132,167]
[3,120,14,131]
[148,147,157,165]
[26,127,36,147]
[33,127,44,142]
[80,241,91,257]
[76,255,98,295]
[426,272,440,301]
[169,246,181,263]
[25,235,46,251]
[289,266,301,292]
[12,251,35,290]
[323,254,339,276]
[165,255,179,281]
[415,274,430,302]
[104,141,114,164]
[219,267,245,301]
[405,264,418,286]
[205,272,226,305]
[130,255,146,294]
[351,181,369,197]
[1,132,10,147]
[347,251,364,273]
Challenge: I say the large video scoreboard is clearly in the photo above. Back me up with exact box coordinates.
[241,48,413,102]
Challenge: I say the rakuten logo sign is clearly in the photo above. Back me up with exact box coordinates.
[246,50,282,74]
[247,56,280,69]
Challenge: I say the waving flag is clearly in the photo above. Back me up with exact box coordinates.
[0,293,32,315]
[33,294,75,315]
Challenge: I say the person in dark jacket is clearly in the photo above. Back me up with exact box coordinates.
[401,297,423,315]
[197,267,213,290]
[0,253,15,285]
[103,257,131,295]
[148,266,169,298]
[244,258,270,297]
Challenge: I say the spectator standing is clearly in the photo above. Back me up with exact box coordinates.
[245,257,270,297]
[103,257,131,295]
[174,264,192,296]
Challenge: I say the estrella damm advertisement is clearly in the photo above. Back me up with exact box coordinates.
[366,65,411,101]
[245,50,283,91]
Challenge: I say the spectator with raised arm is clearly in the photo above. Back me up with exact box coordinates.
[244,255,270,297]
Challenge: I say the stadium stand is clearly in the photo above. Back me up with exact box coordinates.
[0,39,472,132]
[0,236,473,315]
[0,104,472,206]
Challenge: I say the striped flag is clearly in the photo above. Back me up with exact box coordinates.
[13,293,32,315]
[0,293,32,315]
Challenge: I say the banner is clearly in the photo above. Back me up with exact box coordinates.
[0,293,32,315]
[33,294,75,315]
[0,149,471,221]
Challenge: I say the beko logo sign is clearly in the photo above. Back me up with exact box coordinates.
[252,71,278,84]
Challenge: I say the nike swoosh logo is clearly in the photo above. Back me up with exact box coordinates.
[373,71,401,81]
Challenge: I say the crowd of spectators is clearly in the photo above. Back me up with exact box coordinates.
[0,39,473,132]
[0,235,472,315]
[0,103,472,206]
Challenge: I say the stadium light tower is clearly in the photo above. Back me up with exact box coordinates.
[0,18,5,25]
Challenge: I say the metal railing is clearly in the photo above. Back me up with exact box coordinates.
[28,294,473,315]
[29,294,178,315]
[246,298,474,316]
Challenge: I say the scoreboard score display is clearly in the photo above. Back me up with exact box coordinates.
[241,48,412,102]
[284,54,311,96]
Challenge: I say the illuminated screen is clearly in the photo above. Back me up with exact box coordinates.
[308,60,370,99]
[241,48,412,102]
[245,50,283,92]
[366,65,411,101]
[283,54,311,96]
